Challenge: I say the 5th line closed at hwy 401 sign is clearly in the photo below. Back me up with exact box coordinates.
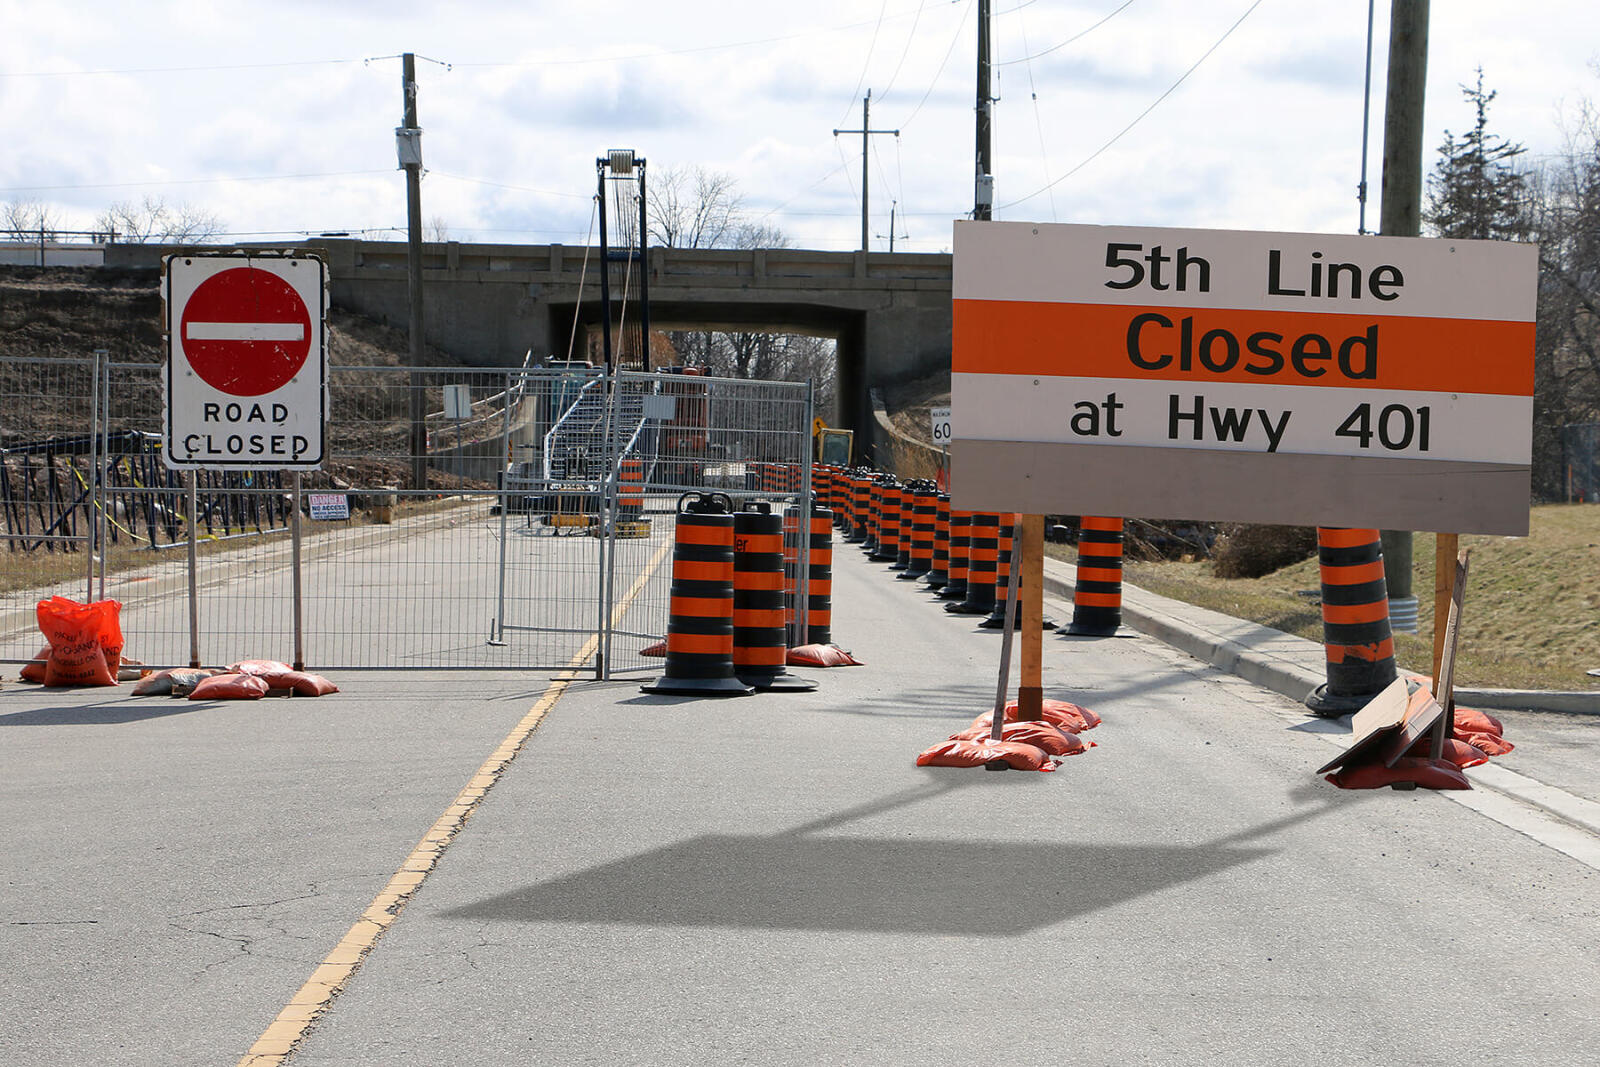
[163,253,328,471]
[949,221,1538,536]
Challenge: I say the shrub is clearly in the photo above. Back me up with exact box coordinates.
[1211,523,1318,578]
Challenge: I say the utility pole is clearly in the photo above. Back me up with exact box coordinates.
[974,0,994,220]
[399,52,428,492]
[833,90,898,253]
[1378,0,1429,631]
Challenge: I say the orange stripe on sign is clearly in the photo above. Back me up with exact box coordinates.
[953,299,1534,396]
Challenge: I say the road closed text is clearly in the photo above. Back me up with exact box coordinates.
[178,399,312,460]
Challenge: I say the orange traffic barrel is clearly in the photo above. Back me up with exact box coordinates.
[1305,527,1398,717]
[949,512,999,615]
[1067,516,1125,636]
[981,516,1057,630]
[861,476,885,554]
[939,509,973,601]
[785,504,836,646]
[733,504,816,691]
[898,481,936,580]
[846,471,870,544]
[871,480,903,564]
[642,493,753,696]
[926,491,951,590]
[618,457,644,515]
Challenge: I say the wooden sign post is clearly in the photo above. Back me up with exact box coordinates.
[1016,514,1045,721]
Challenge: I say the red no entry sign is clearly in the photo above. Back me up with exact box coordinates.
[164,254,327,471]
[179,267,312,397]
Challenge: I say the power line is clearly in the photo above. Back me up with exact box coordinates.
[837,0,891,127]
[0,170,391,194]
[999,0,1267,211]
[995,0,1137,66]
[894,0,974,131]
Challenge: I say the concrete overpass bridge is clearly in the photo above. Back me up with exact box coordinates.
[113,239,954,442]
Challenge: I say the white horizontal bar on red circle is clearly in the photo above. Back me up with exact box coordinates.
[185,321,305,341]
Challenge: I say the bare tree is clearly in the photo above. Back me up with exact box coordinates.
[426,215,450,243]
[2,199,60,239]
[96,195,224,243]
[647,165,744,249]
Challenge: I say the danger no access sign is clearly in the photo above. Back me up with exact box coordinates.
[163,253,328,470]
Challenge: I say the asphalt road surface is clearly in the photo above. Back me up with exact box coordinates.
[3,529,1597,1066]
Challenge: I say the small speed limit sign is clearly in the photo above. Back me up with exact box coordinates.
[930,406,952,445]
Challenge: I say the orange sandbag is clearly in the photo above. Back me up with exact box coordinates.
[1459,730,1514,757]
[19,646,50,683]
[952,720,1088,757]
[1326,756,1471,791]
[787,644,864,667]
[1404,736,1490,768]
[189,673,270,700]
[916,738,1055,772]
[228,659,295,683]
[1451,705,1504,737]
[1006,698,1101,731]
[37,597,123,687]
[640,640,667,658]
[272,671,339,697]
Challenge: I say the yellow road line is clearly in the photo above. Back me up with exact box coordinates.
[237,532,674,1065]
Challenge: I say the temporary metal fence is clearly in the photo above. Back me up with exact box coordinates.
[2,354,814,676]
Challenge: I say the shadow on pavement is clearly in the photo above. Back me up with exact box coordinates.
[0,695,215,726]
[442,833,1275,935]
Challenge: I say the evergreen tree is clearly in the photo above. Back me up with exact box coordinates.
[1424,69,1531,241]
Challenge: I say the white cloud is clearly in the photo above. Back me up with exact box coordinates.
[1,0,1596,251]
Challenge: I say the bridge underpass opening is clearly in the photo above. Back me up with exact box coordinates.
[554,300,864,438]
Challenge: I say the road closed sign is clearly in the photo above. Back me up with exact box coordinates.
[163,253,327,470]
[950,221,1537,535]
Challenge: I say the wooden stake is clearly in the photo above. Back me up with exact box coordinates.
[1431,532,1459,690]
[1429,547,1470,761]
[1016,514,1045,721]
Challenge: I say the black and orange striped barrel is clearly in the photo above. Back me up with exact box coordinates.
[784,505,836,646]
[847,471,870,543]
[872,480,903,563]
[1067,516,1125,636]
[1305,527,1398,715]
[733,505,816,691]
[641,493,753,696]
[861,477,885,554]
[926,491,951,590]
[981,516,1019,627]
[939,509,973,600]
[950,512,1000,615]
[898,481,936,580]
[618,457,644,515]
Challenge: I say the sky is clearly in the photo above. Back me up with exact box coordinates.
[3,0,1598,254]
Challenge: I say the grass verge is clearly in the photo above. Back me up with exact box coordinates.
[1049,504,1600,692]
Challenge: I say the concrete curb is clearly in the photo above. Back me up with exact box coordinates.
[1040,559,1600,718]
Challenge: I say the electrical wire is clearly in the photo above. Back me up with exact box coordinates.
[837,0,890,126]
[0,170,391,194]
[1014,0,1058,221]
[894,0,973,131]
[998,0,1267,210]
[995,0,1137,66]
